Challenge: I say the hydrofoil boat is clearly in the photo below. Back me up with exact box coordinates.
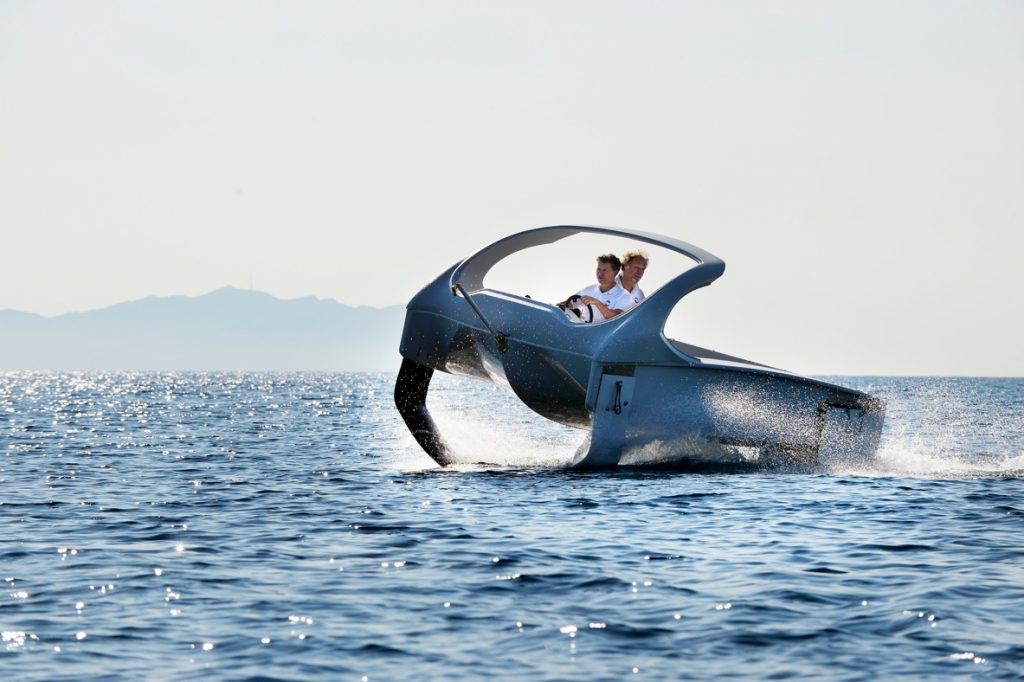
[395,225,884,468]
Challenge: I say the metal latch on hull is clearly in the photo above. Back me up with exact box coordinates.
[573,370,637,468]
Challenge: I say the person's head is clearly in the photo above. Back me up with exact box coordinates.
[620,250,649,288]
[595,253,622,290]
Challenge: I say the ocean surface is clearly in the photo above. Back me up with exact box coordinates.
[2,372,1023,680]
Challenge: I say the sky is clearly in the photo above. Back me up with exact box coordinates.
[1,0,1022,375]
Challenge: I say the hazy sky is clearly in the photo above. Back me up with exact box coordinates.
[2,1,1022,375]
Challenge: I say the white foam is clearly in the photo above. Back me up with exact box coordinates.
[428,402,581,468]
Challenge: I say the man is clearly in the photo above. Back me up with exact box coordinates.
[616,249,648,311]
[566,253,628,323]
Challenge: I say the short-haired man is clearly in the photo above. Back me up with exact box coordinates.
[617,249,648,310]
[567,253,628,322]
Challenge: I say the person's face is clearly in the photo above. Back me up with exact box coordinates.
[623,258,647,283]
[596,261,617,289]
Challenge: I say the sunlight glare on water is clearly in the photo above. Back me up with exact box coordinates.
[0,372,1022,680]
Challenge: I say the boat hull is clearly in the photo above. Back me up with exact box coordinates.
[576,364,884,468]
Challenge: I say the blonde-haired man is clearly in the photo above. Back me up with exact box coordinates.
[617,250,648,310]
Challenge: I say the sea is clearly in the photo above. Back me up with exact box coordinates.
[1,372,1022,681]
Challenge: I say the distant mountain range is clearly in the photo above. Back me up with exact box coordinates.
[0,287,407,371]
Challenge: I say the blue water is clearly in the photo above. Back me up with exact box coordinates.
[2,372,1023,680]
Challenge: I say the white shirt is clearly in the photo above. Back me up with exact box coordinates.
[575,282,628,322]
[615,275,646,310]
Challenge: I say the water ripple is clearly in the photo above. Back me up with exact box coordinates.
[1,372,1023,679]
